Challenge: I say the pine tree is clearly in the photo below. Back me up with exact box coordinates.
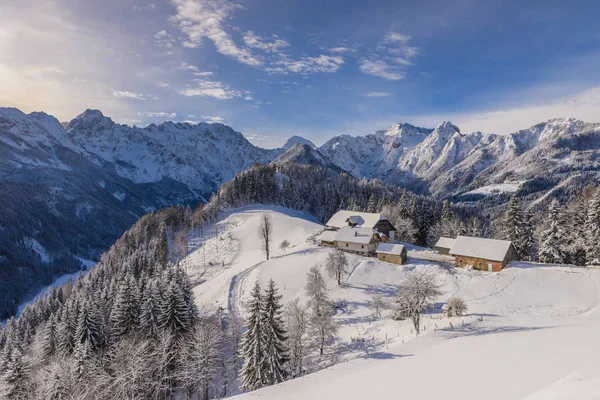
[539,201,566,264]
[585,189,600,265]
[41,316,57,361]
[156,222,169,269]
[501,197,525,259]
[110,273,140,338]
[521,209,534,261]
[56,306,75,356]
[240,281,264,392]
[159,271,191,335]
[74,299,102,352]
[261,280,289,386]
[140,279,162,338]
[441,200,454,222]
[1,347,30,399]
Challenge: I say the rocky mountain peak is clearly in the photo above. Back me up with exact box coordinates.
[283,135,316,150]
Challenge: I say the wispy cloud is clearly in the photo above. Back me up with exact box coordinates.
[243,31,289,54]
[179,79,242,99]
[274,55,344,75]
[153,30,176,49]
[366,91,391,97]
[360,32,418,80]
[359,60,405,81]
[156,82,171,88]
[139,111,178,118]
[170,0,263,67]
[328,46,356,53]
[201,115,225,123]
[112,90,147,100]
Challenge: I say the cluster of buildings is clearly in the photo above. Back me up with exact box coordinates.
[317,210,517,271]
[317,210,407,264]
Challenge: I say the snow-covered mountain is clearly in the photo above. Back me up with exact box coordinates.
[319,118,600,200]
[271,143,345,173]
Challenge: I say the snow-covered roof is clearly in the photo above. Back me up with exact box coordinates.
[326,210,387,229]
[376,243,405,255]
[435,237,456,249]
[449,236,514,262]
[317,230,337,242]
[347,215,364,225]
[335,226,379,245]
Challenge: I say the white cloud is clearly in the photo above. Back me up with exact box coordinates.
[359,60,405,80]
[275,55,344,74]
[156,82,170,88]
[112,90,147,100]
[201,115,224,123]
[244,95,253,100]
[360,32,418,80]
[153,30,176,49]
[170,0,262,67]
[139,111,178,118]
[179,79,242,99]
[384,32,411,43]
[180,62,199,71]
[328,46,356,53]
[194,71,214,77]
[243,31,289,54]
[366,91,391,97]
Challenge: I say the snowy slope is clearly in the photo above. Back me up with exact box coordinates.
[271,143,345,173]
[182,206,600,400]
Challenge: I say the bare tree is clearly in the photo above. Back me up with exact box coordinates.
[258,214,273,260]
[393,271,441,334]
[279,239,290,253]
[284,299,308,377]
[370,294,388,318]
[305,266,338,355]
[446,296,467,317]
[325,249,348,286]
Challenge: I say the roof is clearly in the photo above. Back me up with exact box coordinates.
[347,215,364,225]
[376,243,406,255]
[326,210,387,229]
[335,226,379,245]
[449,236,514,262]
[435,237,456,249]
[317,230,337,242]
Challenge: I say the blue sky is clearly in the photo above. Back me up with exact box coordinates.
[2,0,600,147]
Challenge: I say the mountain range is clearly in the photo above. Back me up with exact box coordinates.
[2,106,600,317]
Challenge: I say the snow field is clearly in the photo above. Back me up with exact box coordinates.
[183,206,600,399]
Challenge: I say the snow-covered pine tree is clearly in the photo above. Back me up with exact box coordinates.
[585,189,600,266]
[500,197,527,259]
[441,200,454,222]
[261,280,289,386]
[0,347,30,399]
[240,281,264,392]
[110,272,141,338]
[41,315,57,361]
[140,279,163,338]
[156,222,169,269]
[539,200,566,264]
[74,299,102,352]
[305,266,337,356]
[521,209,534,261]
[56,305,75,356]
[159,271,191,336]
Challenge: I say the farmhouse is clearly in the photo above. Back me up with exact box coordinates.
[334,226,382,256]
[375,243,407,265]
[449,236,517,272]
[434,237,455,255]
[326,210,397,239]
[317,230,337,247]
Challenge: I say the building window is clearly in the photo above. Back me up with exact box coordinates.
[361,245,364,249]
[345,243,348,247]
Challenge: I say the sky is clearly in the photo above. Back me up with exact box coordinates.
[1,0,600,148]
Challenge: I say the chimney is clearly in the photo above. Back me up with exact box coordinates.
[354,231,358,236]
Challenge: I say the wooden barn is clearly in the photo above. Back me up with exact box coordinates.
[334,226,381,256]
[326,210,397,240]
[375,243,407,265]
[434,237,455,255]
[449,236,517,272]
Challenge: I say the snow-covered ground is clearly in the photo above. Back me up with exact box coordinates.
[460,181,525,197]
[183,206,600,399]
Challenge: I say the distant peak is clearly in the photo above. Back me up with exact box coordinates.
[435,121,461,134]
[283,135,316,150]
[75,109,105,119]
